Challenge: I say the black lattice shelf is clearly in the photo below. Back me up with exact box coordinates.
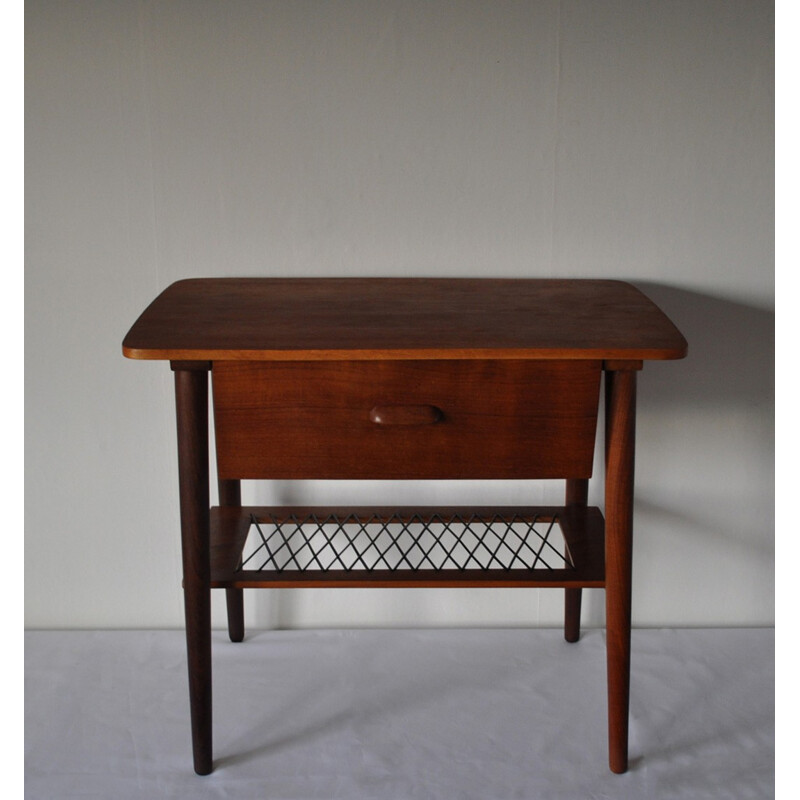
[210,506,605,588]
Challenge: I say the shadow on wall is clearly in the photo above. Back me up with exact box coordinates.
[631,281,774,413]
[249,280,775,629]
[570,281,775,629]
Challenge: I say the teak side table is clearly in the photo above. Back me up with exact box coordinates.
[122,278,687,775]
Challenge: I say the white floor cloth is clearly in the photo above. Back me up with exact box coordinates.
[25,628,773,799]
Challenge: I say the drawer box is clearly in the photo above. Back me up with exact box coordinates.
[212,360,601,480]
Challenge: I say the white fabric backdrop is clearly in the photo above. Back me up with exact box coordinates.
[25,0,774,630]
[26,628,773,799]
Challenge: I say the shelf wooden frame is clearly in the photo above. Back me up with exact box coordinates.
[209,505,606,589]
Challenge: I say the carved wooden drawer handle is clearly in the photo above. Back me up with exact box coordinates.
[369,404,443,426]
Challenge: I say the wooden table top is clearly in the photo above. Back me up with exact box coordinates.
[122,278,687,362]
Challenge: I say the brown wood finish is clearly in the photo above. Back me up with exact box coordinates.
[564,478,589,643]
[218,479,244,643]
[172,363,213,776]
[208,505,606,589]
[369,404,443,426]
[212,360,602,480]
[123,278,688,362]
[123,279,687,776]
[604,366,637,775]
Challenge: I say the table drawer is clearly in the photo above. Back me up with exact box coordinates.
[212,360,601,480]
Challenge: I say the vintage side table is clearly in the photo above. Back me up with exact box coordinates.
[122,278,687,775]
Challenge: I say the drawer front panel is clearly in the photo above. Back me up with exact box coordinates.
[213,360,601,480]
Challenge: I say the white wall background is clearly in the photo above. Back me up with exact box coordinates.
[25,0,773,630]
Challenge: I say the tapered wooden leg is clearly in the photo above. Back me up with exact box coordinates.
[604,366,637,774]
[173,363,213,776]
[564,588,582,643]
[564,478,588,643]
[225,589,245,643]
[219,479,245,643]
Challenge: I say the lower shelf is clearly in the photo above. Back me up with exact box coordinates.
[210,506,605,589]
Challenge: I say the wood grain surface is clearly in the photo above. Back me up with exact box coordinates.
[212,359,602,479]
[123,278,688,361]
